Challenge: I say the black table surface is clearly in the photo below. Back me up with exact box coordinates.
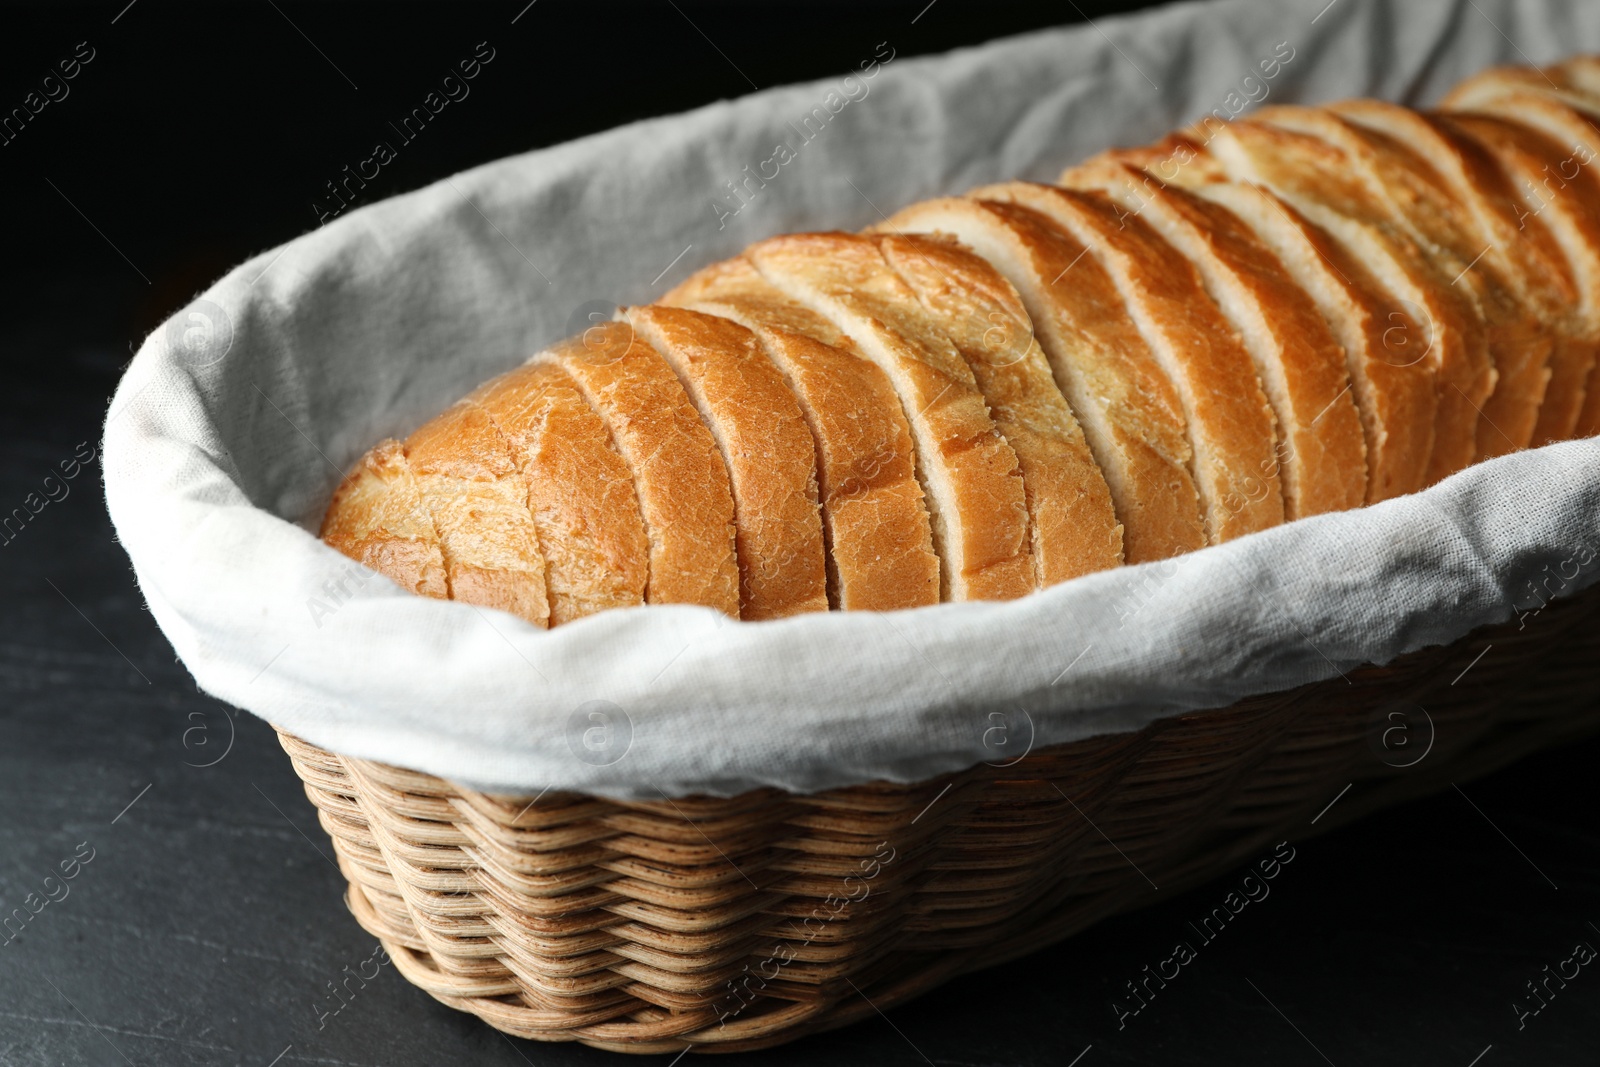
[3,2,1598,1064]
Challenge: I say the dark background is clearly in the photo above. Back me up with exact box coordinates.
[2,1,1597,1064]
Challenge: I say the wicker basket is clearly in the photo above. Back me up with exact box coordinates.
[276,583,1600,1054]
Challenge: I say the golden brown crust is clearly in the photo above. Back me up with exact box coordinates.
[536,324,740,615]
[322,63,1600,630]
[320,438,450,599]
[875,196,1203,563]
[1314,101,1562,458]
[663,258,941,612]
[1438,65,1562,111]
[976,181,1284,544]
[1432,89,1600,439]
[871,231,1124,582]
[1187,182,1438,502]
[747,232,1035,601]
[1547,56,1600,99]
[1081,131,1224,186]
[1062,161,1368,519]
[1182,118,1494,484]
[625,304,828,620]
[403,402,551,627]
[467,360,650,625]
[1434,110,1600,446]
[1251,105,1538,461]
[1439,62,1600,119]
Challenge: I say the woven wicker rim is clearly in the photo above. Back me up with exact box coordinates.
[278,585,1600,1053]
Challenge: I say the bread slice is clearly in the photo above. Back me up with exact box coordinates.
[1439,64,1600,130]
[1253,105,1544,459]
[1536,56,1600,113]
[1186,181,1438,502]
[320,438,449,599]
[974,181,1284,543]
[662,258,940,611]
[624,304,828,620]
[746,233,1034,601]
[871,231,1124,582]
[536,324,740,615]
[1438,64,1567,110]
[1548,55,1600,99]
[467,360,650,625]
[1316,100,1564,456]
[1543,55,1600,111]
[1431,87,1600,437]
[1172,118,1494,483]
[1062,161,1368,519]
[1081,131,1228,187]
[871,197,1203,562]
[1434,110,1600,445]
[403,402,552,627]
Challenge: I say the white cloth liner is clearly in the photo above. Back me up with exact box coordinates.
[104,0,1600,800]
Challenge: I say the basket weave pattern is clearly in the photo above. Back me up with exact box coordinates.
[278,585,1600,1053]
